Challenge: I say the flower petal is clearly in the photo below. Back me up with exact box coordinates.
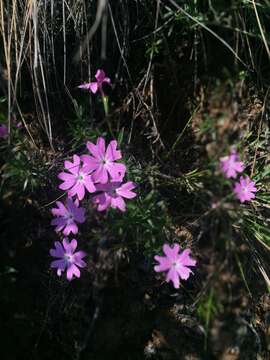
[116,181,136,199]
[67,264,80,281]
[166,267,180,289]
[111,196,126,212]
[50,259,66,271]
[95,69,106,83]
[154,255,171,272]
[163,244,180,261]
[105,140,122,161]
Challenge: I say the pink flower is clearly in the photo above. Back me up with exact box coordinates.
[154,244,196,289]
[233,176,257,203]
[92,181,136,212]
[50,238,87,281]
[81,137,126,184]
[58,154,96,201]
[0,124,8,138]
[220,151,244,178]
[51,198,86,236]
[78,69,111,96]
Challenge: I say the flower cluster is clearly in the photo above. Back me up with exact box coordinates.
[220,150,257,202]
[49,136,137,281]
[50,69,197,290]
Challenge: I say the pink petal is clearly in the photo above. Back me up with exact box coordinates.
[86,138,105,160]
[92,165,108,184]
[51,201,68,216]
[111,196,126,212]
[70,183,85,201]
[106,163,126,181]
[51,217,66,232]
[105,140,122,161]
[89,82,98,94]
[81,154,99,172]
[50,241,65,258]
[178,249,196,267]
[163,244,180,261]
[93,193,111,211]
[84,176,96,193]
[63,238,77,254]
[74,252,87,267]
[66,264,80,281]
[116,181,136,199]
[63,223,78,236]
[95,69,106,83]
[103,77,111,84]
[64,160,79,175]
[154,255,171,272]
[176,264,192,280]
[50,259,66,271]
[74,207,86,223]
[58,173,76,190]
[78,83,92,90]
[97,137,106,155]
[166,267,180,289]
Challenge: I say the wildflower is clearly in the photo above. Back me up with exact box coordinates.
[233,176,257,203]
[58,154,96,201]
[81,137,126,184]
[50,238,87,281]
[154,244,196,289]
[51,198,86,236]
[220,150,244,178]
[0,124,8,138]
[92,181,136,212]
[78,69,111,96]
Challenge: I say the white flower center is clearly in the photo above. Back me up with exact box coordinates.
[64,212,74,223]
[77,172,85,182]
[64,254,74,264]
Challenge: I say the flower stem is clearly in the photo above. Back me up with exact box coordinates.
[102,95,109,116]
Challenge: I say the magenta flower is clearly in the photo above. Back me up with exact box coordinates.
[50,238,87,281]
[92,181,136,212]
[78,69,111,96]
[0,124,8,138]
[51,198,86,236]
[220,151,244,179]
[58,154,96,201]
[154,244,196,289]
[233,176,257,203]
[81,137,126,184]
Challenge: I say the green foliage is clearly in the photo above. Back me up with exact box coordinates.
[1,143,48,193]
[197,287,223,348]
[145,38,163,57]
[106,189,170,256]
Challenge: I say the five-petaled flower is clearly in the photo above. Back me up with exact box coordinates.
[51,198,86,235]
[58,154,96,201]
[0,124,8,138]
[78,69,111,96]
[81,137,126,184]
[233,176,257,203]
[220,150,244,179]
[50,238,87,281]
[154,244,196,289]
[93,181,136,212]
